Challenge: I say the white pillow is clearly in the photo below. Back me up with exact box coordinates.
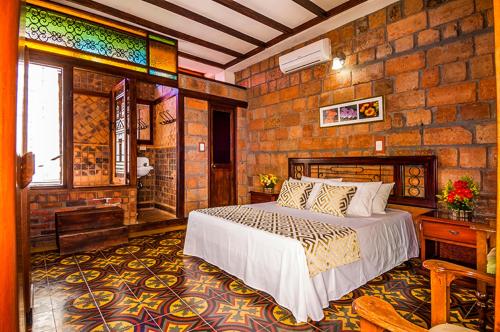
[290,176,342,209]
[327,181,382,216]
[372,183,395,214]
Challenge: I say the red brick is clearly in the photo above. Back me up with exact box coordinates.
[475,123,496,143]
[441,62,466,83]
[333,87,355,103]
[435,105,457,124]
[277,76,289,90]
[394,71,419,93]
[352,62,384,84]
[442,23,458,39]
[290,72,300,86]
[387,12,427,40]
[369,9,386,29]
[300,69,313,83]
[391,113,405,128]
[386,90,425,111]
[438,168,481,189]
[323,70,352,91]
[421,67,440,88]
[354,28,386,52]
[459,13,483,34]
[387,130,421,146]
[470,55,494,79]
[428,0,474,27]
[427,82,476,106]
[459,147,487,168]
[460,103,490,121]
[479,77,496,100]
[385,52,425,76]
[423,127,472,145]
[417,29,440,46]
[251,72,266,87]
[404,0,424,15]
[437,148,458,167]
[279,86,299,101]
[406,109,432,126]
[426,39,473,66]
[394,35,414,53]
[376,43,393,59]
[358,48,376,64]
[373,79,393,95]
[474,33,494,55]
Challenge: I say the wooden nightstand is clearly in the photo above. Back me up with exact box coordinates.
[417,210,496,277]
[250,190,280,204]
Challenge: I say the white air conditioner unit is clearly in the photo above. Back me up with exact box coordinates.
[278,38,332,74]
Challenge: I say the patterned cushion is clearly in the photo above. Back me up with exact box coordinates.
[277,180,314,209]
[311,184,357,217]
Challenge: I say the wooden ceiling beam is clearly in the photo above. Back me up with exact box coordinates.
[178,51,226,69]
[224,0,367,68]
[142,0,266,47]
[62,0,244,58]
[210,0,292,33]
[292,0,328,17]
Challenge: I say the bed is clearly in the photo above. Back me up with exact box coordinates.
[184,156,438,322]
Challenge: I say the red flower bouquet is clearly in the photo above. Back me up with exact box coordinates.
[437,176,479,211]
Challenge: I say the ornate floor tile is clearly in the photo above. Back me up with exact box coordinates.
[32,231,491,332]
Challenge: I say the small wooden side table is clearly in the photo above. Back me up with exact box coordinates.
[417,210,496,290]
[250,190,280,204]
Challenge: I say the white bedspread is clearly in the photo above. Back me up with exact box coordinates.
[183,202,419,322]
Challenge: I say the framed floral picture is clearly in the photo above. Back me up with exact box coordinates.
[319,96,384,127]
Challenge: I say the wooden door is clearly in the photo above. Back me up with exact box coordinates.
[209,104,235,207]
[111,79,137,186]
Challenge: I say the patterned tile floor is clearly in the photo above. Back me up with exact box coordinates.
[31,231,494,332]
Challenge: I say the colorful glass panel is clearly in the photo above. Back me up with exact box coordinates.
[149,39,177,74]
[25,5,147,66]
[149,69,177,80]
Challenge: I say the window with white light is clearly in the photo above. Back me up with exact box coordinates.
[27,63,64,186]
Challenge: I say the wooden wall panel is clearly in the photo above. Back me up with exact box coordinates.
[0,0,20,331]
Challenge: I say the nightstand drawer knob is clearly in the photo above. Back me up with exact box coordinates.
[448,230,460,236]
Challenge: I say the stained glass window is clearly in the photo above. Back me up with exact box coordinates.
[24,1,178,81]
[149,39,177,74]
[25,5,147,66]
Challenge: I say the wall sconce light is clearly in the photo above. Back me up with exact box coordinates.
[332,53,346,70]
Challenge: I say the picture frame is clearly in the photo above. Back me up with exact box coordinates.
[319,96,384,128]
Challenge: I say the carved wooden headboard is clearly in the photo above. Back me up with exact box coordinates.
[288,156,437,209]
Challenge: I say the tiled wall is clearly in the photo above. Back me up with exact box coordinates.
[155,147,177,211]
[234,0,497,216]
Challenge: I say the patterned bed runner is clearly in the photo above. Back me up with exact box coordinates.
[195,205,361,277]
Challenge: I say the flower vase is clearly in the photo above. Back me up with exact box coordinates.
[450,209,472,221]
[263,186,274,193]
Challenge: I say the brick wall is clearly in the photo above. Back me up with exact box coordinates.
[184,98,209,216]
[234,0,497,216]
[29,187,136,248]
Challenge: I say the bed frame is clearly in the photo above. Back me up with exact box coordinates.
[288,156,437,209]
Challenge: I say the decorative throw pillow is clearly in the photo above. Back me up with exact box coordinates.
[277,180,314,209]
[327,181,383,217]
[290,176,342,209]
[372,183,395,214]
[311,184,357,217]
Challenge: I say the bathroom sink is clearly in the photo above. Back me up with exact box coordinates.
[137,157,153,178]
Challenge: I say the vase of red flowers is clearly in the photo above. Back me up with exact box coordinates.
[437,176,480,220]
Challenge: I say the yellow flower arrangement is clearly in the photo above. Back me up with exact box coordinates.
[259,173,279,189]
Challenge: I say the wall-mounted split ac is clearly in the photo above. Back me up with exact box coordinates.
[278,38,332,74]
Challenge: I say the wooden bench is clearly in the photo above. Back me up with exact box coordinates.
[56,206,128,254]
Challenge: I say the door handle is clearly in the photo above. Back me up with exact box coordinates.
[448,230,459,236]
[211,164,216,168]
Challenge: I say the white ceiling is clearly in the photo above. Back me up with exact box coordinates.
[54,0,394,80]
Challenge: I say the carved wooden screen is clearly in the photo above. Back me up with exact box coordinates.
[111,80,130,185]
[288,156,437,208]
